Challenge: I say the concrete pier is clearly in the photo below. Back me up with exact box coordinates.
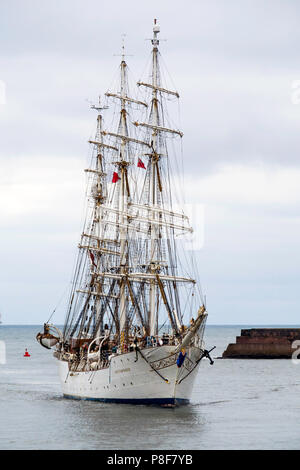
[222,328,300,358]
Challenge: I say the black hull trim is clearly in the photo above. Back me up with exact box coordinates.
[63,394,189,406]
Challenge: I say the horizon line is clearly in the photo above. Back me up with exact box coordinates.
[1,323,300,327]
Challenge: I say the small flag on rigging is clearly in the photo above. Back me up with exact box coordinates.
[112,172,120,183]
[88,250,97,268]
[137,158,146,169]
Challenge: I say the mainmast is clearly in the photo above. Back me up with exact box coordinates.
[148,19,160,336]
[118,42,130,340]
[135,20,184,336]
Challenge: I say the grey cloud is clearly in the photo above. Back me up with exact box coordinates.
[1,0,300,324]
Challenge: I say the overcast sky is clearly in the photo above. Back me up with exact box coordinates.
[1,0,300,325]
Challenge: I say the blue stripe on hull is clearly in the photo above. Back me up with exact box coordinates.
[63,394,189,406]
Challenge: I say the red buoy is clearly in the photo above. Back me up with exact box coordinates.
[24,349,30,357]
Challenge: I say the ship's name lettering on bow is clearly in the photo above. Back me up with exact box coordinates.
[114,367,131,374]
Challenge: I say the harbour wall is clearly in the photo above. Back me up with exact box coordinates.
[222,328,300,358]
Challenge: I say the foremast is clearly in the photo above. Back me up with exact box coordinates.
[71,97,110,341]
[88,99,108,338]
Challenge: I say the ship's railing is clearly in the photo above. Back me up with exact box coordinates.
[63,332,186,372]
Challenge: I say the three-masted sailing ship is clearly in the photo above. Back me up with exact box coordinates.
[36,20,213,406]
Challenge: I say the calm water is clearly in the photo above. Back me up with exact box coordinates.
[0,325,299,450]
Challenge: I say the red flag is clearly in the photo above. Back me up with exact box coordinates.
[137,158,146,169]
[88,250,97,268]
[112,172,120,183]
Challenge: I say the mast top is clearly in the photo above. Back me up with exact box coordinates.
[121,33,126,62]
[152,18,160,46]
[114,34,133,62]
[90,96,108,112]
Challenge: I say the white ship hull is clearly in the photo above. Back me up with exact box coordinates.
[57,345,202,406]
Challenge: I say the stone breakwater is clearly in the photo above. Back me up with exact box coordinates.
[222,328,300,358]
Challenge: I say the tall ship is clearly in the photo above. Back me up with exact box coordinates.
[37,20,213,406]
